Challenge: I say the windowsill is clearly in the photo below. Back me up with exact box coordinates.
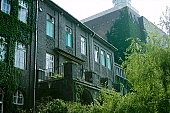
[46,35,54,39]
[66,45,72,48]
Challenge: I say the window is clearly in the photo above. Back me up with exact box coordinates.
[94,46,99,62]
[0,88,3,113]
[13,91,24,105]
[46,14,54,38]
[101,50,105,66]
[65,26,72,47]
[1,0,10,14]
[14,43,26,70]
[0,36,6,61]
[18,0,28,23]
[46,53,54,76]
[81,37,86,55]
[107,54,112,70]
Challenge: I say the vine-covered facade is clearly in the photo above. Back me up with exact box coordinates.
[0,0,35,112]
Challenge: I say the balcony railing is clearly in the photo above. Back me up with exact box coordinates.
[38,64,64,82]
[115,63,126,78]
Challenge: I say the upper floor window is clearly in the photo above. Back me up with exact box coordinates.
[14,43,26,70]
[0,88,4,113]
[94,45,99,62]
[65,26,72,48]
[81,36,86,55]
[1,0,10,14]
[13,90,24,105]
[18,0,28,23]
[0,36,6,61]
[101,50,106,66]
[46,14,54,38]
[107,54,112,70]
[46,53,54,76]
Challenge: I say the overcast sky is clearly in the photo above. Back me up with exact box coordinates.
[52,0,170,25]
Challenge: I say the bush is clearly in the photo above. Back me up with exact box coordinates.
[38,99,68,113]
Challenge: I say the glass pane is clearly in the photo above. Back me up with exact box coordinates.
[107,54,111,70]
[18,7,27,23]
[101,50,105,66]
[68,34,72,47]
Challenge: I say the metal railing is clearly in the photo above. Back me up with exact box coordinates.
[38,64,64,82]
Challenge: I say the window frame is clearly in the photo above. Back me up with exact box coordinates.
[0,36,6,61]
[45,53,54,76]
[101,50,106,67]
[14,43,26,70]
[107,53,112,70]
[46,14,54,38]
[81,36,86,55]
[94,45,99,62]
[18,0,28,23]
[65,26,73,48]
[13,90,24,105]
[1,0,11,14]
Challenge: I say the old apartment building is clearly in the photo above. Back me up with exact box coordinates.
[0,0,128,112]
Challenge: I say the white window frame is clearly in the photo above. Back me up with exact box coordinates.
[94,45,99,62]
[0,36,6,61]
[13,91,24,105]
[1,0,11,14]
[46,53,54,76]
[0,88,4,113]
[81,36,86,55]
[14,43,26,70]
[18,0,28,23]
[46,14,54,38]
[65,26,72,48]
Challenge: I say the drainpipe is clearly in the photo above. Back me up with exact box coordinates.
[33,0,38,112]
[91,32,95,71]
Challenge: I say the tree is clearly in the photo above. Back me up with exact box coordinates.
[121,33,170,112]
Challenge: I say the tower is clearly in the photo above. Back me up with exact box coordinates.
[112,0,131,7]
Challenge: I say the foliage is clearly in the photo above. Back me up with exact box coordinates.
[0,0,34,112]
[122,34,170,112]
[159,6,170,35]
[38,99,68,113]
[37,89,120,113]
[106,7,143,64]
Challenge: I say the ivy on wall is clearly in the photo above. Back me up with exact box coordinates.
[106,7,144,64]
[0,0,34,112]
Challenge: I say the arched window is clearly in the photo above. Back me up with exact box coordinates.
[13,91,24,105]
[0,88,4,113]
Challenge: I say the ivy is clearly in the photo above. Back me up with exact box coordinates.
[0,0,34,112]
[0,11,32,45]
[106,7,143,64]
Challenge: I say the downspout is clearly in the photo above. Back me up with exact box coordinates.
[91,32,95,71]
[33,0,38,112]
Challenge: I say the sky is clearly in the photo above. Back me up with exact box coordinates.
[52,0,170,25]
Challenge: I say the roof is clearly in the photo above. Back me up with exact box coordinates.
[81,4,138,23]
[43,0,118,51]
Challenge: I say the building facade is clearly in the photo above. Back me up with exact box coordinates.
[35,0,124,106]
[0,0,128,112]
[0,0,35,112]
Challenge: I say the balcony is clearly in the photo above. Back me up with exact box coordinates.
[37,65,64,82]
[115,63,126,78]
